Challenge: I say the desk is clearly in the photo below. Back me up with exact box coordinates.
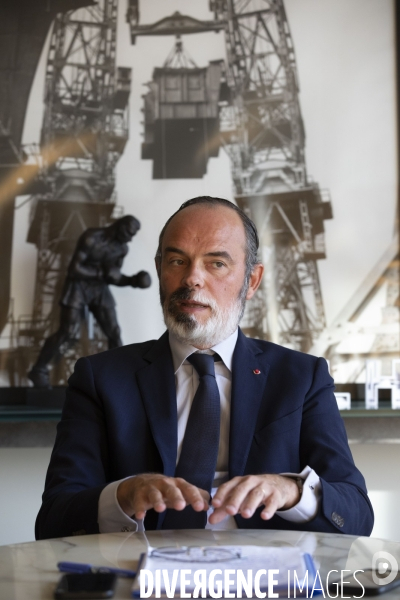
[1,529,400,599]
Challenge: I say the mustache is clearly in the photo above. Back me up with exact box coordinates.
[169,287,192,304]
[168,287,218,311]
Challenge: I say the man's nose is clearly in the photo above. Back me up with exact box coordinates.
[181,262,205,288]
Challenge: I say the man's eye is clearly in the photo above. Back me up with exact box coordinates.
[171,259,184,265]
[214,261,225,268]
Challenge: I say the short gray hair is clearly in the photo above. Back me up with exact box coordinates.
[155,196,260,282]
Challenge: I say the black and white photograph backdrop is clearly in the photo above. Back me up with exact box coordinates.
[0,0,397,398]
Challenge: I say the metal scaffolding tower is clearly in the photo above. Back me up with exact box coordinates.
[128,0,332,352]
[311,236,400,385]
[211,0,332,351]
[5,0,131,385]
[0,0,93,335]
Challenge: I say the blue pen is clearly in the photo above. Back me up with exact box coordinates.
[57,561,136,578]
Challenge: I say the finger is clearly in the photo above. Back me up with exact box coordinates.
[210,484,267,523]
[199,489,211,505]
[161,482,187,511]
[211,477,242,508]
[131,490,153,519]
[132,496,151,520]
[208,506,230,524]
[133,480,184,516]
[260,493,280,520]
[239,485,268,519]
[132,493,162,517]
[147,486,168,513]
[176,480,210,512]
[215,478,259,516]
[134,511,147,520]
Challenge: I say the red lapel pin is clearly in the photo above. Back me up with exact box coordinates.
[253,369,261,375]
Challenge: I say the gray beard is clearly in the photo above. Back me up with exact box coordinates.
[160,285,247,348]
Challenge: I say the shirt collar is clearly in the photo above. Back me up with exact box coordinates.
[168,329,238,374]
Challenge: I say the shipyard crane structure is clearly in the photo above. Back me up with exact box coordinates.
[0,0,94,336]
[4,0,131,385]
[128,0,333,352]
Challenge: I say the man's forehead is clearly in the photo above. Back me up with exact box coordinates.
[163,204,245,243]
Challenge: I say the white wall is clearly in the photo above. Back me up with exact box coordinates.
[351,444,400,542]
[0,448,52,546]
[0,443,399,546]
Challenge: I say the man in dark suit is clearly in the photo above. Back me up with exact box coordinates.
[36,197,374,539]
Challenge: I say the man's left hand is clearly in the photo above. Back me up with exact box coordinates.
[209,474,300,524]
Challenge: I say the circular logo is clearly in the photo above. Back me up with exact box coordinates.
[371,551,399,586]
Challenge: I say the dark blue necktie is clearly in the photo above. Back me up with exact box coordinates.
[162,352,221,529]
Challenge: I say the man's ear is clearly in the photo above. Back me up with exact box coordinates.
[246,263,264,300]
[155,258,161,278]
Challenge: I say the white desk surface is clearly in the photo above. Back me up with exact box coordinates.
[1,528,400,598]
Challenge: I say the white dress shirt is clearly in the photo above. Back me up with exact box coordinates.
[98,329,321,532]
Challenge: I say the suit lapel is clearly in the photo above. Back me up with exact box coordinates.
[135,331,178,478]
[135,329,272,481]
[229,329,271,478]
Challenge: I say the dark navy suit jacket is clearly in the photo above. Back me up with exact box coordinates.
[35,329,374,539]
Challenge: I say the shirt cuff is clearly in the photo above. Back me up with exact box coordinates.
[276,465,321,523]
[98,478,144,533]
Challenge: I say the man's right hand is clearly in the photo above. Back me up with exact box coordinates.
[116,474,209,520]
